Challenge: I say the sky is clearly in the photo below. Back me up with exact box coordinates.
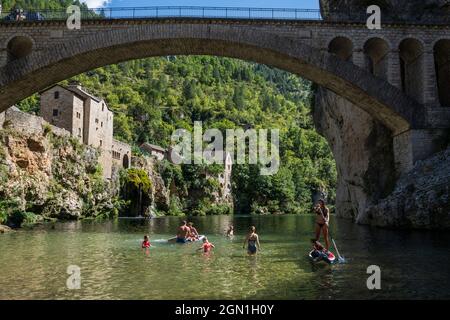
[81,0,320,10]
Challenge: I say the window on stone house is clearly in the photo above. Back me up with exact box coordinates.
[101,122,103,127]
[54,91,59,99]
[53,109,58,117]
[99,140,103,147]
[95,118,99,124]
[78,128,81,137]
[102,104,105,111]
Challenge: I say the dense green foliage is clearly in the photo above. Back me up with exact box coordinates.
[12,1,337,215]
[1,0,88,11]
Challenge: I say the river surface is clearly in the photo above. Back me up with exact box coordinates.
[1,214,449,300]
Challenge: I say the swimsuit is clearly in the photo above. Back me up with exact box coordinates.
[248,239,257,254]
[142,241,150,248]
[203,242,213,253]
[316,208,329,227]
[176,237,187,243]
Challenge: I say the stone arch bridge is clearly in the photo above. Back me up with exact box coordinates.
[0,9,449,179]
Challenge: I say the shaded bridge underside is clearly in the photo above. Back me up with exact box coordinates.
[0,22,423,134]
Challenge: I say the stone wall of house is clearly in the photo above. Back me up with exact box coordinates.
[2,106,70,137]
[112,138,132,169]
[40,86,84,139]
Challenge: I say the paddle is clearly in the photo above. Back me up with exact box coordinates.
[328,230,346,263]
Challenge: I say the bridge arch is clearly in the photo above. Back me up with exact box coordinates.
[434,39,450,107]
[399,38,424,103]
[328,36,353,62]
[5,35,34,62]
[0,23,421,134]
[363,37,390,80]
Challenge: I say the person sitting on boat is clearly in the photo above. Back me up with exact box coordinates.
[311,239,325,252]
[243,226,261,255]
[142,235,151,249]
[188,222,199,241]
[176,220,190,243]
[226,225,234,237]
[314,199,330,251]
[197,237,215,253]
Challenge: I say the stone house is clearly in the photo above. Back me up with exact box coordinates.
[40,84,131,178]
[140,142,166,161]
[217,152,233,203]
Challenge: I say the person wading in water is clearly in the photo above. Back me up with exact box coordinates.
[313,199,330,251]
[243,226,261,255]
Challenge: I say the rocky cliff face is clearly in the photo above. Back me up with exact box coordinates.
[314,87,450,229]
[362,147,450,229]
[315,1,450,228]
[0,122,118,226]
[129,156,170,215]
[313,87,396,220]
[320,0,450,22]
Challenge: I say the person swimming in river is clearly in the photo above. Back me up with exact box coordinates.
[226,225,234,237]
[313,199,330,251]
[142,235,151,249]
[197,237,215,253]
[243,226,261,255]
[176,220,191,243]
[188,222,199,241]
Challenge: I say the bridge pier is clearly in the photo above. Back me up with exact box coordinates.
[393,129,449,175]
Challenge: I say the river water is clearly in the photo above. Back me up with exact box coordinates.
[0,214,449,300]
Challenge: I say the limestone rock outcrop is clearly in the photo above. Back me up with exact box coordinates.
[0,113,118,226]
[131,156,170,214]
[313,87,396,220]
[0,224,12,233]
[362,147,450,229]
[320,0,450,22]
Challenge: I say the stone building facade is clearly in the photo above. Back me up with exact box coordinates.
[40,84,131,178]
[218,152,233,203]
[140,142,166,161]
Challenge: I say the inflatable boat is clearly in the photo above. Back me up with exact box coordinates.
[167,235,206,243]
[309,249,336,264]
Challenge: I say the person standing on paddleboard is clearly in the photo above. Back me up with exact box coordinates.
[314,199,330,251]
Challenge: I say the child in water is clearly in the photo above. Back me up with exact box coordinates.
[226,225,234,237]
[197,237,215,253]
[142,235,151,249]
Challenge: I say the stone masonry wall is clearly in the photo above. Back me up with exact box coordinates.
[1,20,450,130]
[2,106,70,137]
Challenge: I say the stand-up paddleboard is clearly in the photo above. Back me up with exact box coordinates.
[309,249,336,264]
[167,235,206,243]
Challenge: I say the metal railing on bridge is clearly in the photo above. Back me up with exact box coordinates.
[0,6,323,22]
[0,6,448,24]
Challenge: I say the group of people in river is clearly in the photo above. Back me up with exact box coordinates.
[176,221,200,243]
[141,198,331,257]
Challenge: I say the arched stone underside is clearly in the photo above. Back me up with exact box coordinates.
[0,23,423,135]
